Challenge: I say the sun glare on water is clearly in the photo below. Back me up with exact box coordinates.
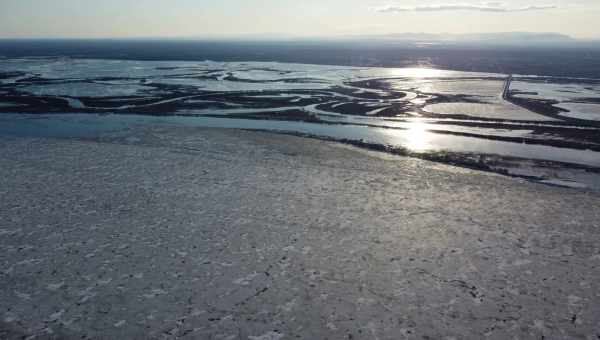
[405,121,431,151]
[382,120,432,152]
[390,67,443,78]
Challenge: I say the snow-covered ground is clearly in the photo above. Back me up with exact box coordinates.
[1,126,599,339]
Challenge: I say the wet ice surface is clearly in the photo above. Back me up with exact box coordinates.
[22,82,154,97]
[511,79,600,121]
[1,126,599,339]
[557,103,600,121]
[2,58,600,189]
[3,113,600,191]
[423,102,555,121]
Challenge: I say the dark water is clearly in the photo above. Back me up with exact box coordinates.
[2,39,600,78]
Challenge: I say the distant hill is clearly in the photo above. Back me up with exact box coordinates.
[336,32,576,46]
[135,32,577,45]
[365,32,572,41]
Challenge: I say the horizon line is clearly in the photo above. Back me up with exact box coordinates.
[1,30,600,42]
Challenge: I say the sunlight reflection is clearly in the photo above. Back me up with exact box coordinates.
[390,67,443,79]
[382,118,432,153]
[382,120,432,152]
[405,121,431,151]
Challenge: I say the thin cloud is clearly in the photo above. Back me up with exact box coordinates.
[376,3,558,13]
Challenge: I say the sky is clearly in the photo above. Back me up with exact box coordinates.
[1,0,599,39]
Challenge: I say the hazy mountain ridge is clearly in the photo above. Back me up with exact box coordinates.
[79,32,579,44]
[370,32,573,41]
[334,32,577,45]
